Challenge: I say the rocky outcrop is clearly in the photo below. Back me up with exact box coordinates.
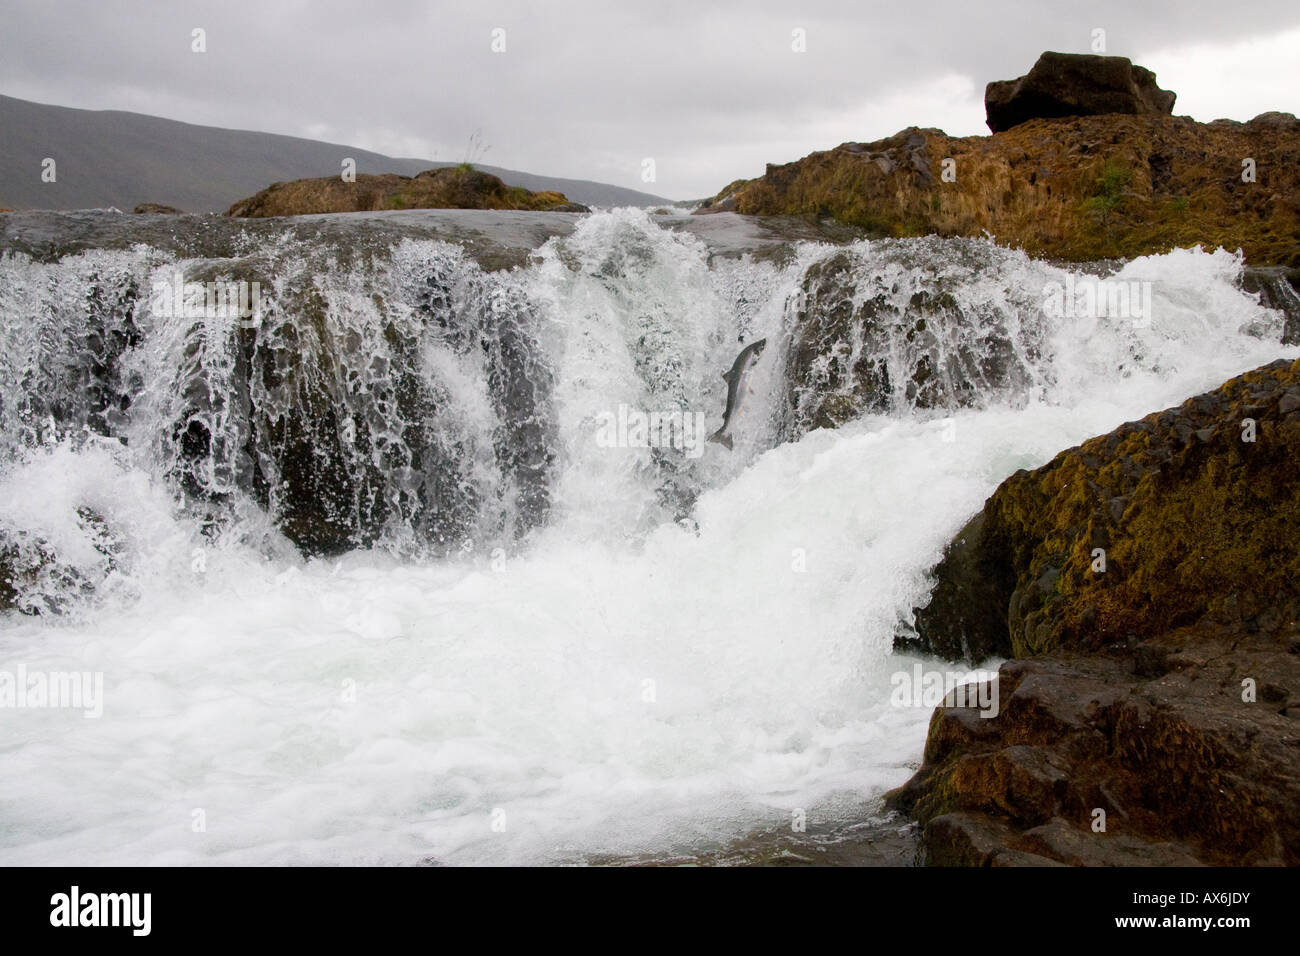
[891,357,1300,865]
[694,178,752,213]
[225,166,588,218]
[698,112,1300,266]
[985,52,1176,134]
[779,239,1044,437]
[132,203,184,214]
[158,262,556,559]
[910,358,1300,660]
[889,640,1300,865]
[1241,267,1300,345]
[0,207,584,273]
[1,509,122,615]
[0,219,561,563]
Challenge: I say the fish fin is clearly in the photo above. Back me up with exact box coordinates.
[722,369,734,383]
[707,428,734,451]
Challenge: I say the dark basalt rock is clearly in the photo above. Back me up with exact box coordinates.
[985,52,1176,133]
[1241,266,1300,345]
[889,638,1300,865]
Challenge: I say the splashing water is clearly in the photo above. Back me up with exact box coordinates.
[0,210,1292,864]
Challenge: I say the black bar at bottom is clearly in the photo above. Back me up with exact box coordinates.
[2,866,1286,943]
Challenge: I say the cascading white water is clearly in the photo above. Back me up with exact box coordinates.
[0,209,1293,864]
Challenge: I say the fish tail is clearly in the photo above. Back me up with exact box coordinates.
[707,428,733,451]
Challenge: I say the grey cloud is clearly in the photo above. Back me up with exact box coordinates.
[2,0,1297,198]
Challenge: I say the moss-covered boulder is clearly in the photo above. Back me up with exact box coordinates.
[695,178,753,213]
[911,357,1300,660]
[698,110,1300,266]
[225,166,589,218]
[892,356,1300,865]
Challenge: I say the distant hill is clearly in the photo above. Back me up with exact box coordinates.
[0,94,671,212]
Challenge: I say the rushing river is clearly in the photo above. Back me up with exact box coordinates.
[0,208,1291,864]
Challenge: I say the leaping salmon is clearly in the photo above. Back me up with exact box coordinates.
[708,338,766,450]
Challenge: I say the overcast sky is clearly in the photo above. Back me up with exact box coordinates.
[3,0,1299,199]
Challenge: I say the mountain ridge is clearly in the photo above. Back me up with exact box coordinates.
[0,93,672,211]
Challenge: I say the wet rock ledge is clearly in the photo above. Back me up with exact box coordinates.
[889,357,1300,865]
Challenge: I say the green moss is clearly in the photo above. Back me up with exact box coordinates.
[227,166,582,217]
[1076,161,1134,255]
[712,115,1300,267]
[1087,162,1132,210]
[703,178,754,208]
[917,358,1300,660]
[1004,360,1300,653]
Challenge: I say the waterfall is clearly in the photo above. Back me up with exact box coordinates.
[0,210,1291,864]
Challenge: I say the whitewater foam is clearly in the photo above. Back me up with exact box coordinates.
[0,212,1293,864]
